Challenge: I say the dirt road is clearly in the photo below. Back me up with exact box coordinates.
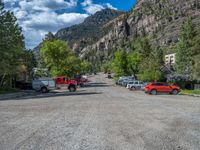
[0,73,200,150]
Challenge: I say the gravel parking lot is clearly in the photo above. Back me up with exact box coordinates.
[0,73,200,150]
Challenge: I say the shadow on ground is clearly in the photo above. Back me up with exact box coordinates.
[0,91,102,101]
[85,82,110,88]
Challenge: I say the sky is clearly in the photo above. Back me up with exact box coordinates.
[4,0,137,49]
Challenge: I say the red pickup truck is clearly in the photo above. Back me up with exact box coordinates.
[74,75,86,87]
[54,76,77,92]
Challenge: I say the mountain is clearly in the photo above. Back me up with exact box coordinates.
[80,0,200,59]
[33,0,200,63]
[33,8,124,59]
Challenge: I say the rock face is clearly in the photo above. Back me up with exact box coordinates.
[80,0,200,58]
[33,0,200,62]
[54,9,124,54]
[32,8,124,59]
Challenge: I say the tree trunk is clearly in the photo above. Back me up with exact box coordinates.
[0,73,6,88]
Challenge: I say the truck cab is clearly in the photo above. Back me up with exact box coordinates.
[54,76,77,92]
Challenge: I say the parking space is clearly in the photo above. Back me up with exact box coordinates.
[0,73,200,150]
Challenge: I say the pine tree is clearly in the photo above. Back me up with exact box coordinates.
[175,17,195,76]
[0,1,25,87]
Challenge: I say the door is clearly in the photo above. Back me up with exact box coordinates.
[162,83,172,92]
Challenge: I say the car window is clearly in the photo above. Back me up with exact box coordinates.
[152,83,163,86]
[64,77,69,81]
[134,81,139,84]
[163,83,169,86]
[129,82,133,84]
[139,82,144,84]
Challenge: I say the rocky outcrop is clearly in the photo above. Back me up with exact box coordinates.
[80,0,200,58]
[33,9,124,58]
[33,0,200,62]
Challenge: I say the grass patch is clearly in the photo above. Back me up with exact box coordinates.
[181,89,200,95]
[0,88,19,95]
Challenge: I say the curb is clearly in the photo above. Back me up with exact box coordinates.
[180,93,200,97]
[0,91,37,100]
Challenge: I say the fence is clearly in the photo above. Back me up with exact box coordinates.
[194,84,200,90]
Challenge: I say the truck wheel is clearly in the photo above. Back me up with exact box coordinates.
[41,87,48,93]
[69,85,76,92]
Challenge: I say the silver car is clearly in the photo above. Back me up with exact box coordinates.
[126,80,145,90]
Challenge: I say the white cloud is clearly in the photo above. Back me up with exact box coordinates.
[4,0,89,49]
[81,0,92,7]
[105,3,117,10]
[83,4,104,14]
[4,0,117,48]
[81,0,117,14]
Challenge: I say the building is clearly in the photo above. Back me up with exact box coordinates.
[165,53,176,65]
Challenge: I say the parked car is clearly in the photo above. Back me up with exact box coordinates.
[116,79,124,85]
[144,82,181,95]
[108,73,112,79]
[119,76,135,80]
[82,75,88,82]
[126,80,145,90]
[32,78,56,93]
[16,80,32,90]
[54,76,77,92]
[74,75,85,87]
[121,79,135,87]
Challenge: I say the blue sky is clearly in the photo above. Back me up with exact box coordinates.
[4,0,136,49]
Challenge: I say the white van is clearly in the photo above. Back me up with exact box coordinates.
[32,78,56,93]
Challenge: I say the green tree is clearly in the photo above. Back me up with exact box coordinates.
[40,40,81,77]
[22,50,37,80]
[127,52,141,78]
[132,37,164,81]
[191,28,200,80]
[80,60,93,73]
[0,1,25,87]
[132,37,152,59]
[175,17,195,76]
[112,48,129,77]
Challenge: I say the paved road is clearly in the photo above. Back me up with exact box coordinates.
[0,73,200,150]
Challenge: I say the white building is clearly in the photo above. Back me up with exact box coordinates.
[165,53,176,64]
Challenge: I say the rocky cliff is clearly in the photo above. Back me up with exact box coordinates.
[80,0,200,59]
[33,0,200,62]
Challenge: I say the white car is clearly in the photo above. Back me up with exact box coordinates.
[126,80,145,90]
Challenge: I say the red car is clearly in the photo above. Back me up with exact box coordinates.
[54,76,77,92]
[74,75,85,87]
[144,82,180,95]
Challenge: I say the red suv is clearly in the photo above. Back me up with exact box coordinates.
[54,76,77,92]
[144,82,180,95]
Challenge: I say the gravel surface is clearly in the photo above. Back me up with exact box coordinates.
[0,73,200,150]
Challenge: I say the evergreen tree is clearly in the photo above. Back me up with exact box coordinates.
[112,48,129,77]
[175,17,195,76]
[0,1,25,87]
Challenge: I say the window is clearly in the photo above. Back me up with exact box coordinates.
[139,82,144,84]
[163,83,169,86]
[134,81,139,84]
[152,83,163,86]
[64,77,69,81]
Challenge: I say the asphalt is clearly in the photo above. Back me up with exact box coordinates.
[0,73,200,150]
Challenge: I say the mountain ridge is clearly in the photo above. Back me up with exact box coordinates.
[33,8,124,59]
